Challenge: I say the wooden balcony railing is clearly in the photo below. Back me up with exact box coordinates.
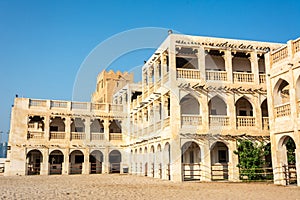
[163,116,170,128]
[109,133,122,141]
[71,132,85,140]
[51,100,68,108]
[206,70,227,81]
[92,103,106,111]
[177,68,201,79]
[71,102,87,110]
[90,132,105,140]
[274,103,291,118]
[163,72,169,83]
[29,99,47,107]
[271,46,288,63]
[181,115,202,126]
[155,121,161,131]
[236,116,255,127]
[294,38,300,53]
[27,131,44,139]
[209,116,229,126]
[262,117,269,130]
[259,74,266,84]
[233,72,254,83]
[50,131,65,139]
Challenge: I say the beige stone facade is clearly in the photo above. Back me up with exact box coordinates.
[266,37,300,185]
[6,33,295,184]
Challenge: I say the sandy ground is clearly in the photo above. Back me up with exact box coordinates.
[1,174,300,200]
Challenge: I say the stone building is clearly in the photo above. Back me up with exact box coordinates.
[5,33,290,183]
[266,37,300,185]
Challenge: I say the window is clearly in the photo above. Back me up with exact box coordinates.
[239,110,247,116]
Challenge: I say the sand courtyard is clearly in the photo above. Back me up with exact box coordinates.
[1,174,300,200]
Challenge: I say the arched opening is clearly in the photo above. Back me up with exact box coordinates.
[150,146,155,177]
[175,47,198,69]
[280,136,297,185]
[109,120,122,141]
[27,116,45,139]
[49,117,65,139]
[274,79,290,106]
[232,52,253,82]
[26,150,43,175]
[157,144,162,179]
[236,97,254,127]
[296,76,300,100]
[71,118,85,140]
[139,148,143,174]
[180,95,200,115]
[208,96,228,126]
[209,96,227,115]
[49,150,64,175]
[134,149,138,174]
[69,150,84,174]
[90,119,104,140]
[109,150,121,173]
[163,143,171,180]
[180,94,201,126]
[261,99,269,130]
[90,150,103,174]
[144,147,148,176]
[181,141,201,181]
[205,50,226,81]
[211,142,229,180]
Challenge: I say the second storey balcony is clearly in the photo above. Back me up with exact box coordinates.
[177,68,201,79]
[233,72,254,83]
[181,114,202,126]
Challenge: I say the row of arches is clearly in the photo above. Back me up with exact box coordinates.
[180,94,268,118]
[131,143,171,180]
[273,77,300,106]
[26,149,122,175]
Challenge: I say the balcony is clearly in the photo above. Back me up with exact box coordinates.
[51,100,68,108]
[109,104,123,112]
[294,38,300,53]
[259,74,266,84]
[155,121,161,131]
[209,116,229,126]
[206,70,227,81]
[271,46,288,64]
[71,102,87,110]
[233,72,254,83]
[181,115,202,126]
[109,133,122,141]
[163,72,169,83]
[262,117,269,130]
[27,131,44,139]
[274,103,291,118]
[71,132,85,140]
[163,116,170,128]
[50,131,65,139]
[177,68,200,79]
[92,103,106,111]
[29,99,47,107]
[236,116,255,127]
[90,132,105,140]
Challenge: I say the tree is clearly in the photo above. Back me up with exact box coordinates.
[234,139,270,180]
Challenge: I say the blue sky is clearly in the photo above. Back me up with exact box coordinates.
[0,0,300,142]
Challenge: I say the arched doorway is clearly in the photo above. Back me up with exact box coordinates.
[211,142,229,180]
[26,150,43,175]
[144,147,148,176]
[163,143,171,180]
[181,141,201,181]
[208,96,228,126]
[69,150,84,174]
[90,150,103,174]
[280,136,297,185]
[150,146,155,177]
[49,150,64,175]
[109,150,121,173]
[236,97,254,127]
